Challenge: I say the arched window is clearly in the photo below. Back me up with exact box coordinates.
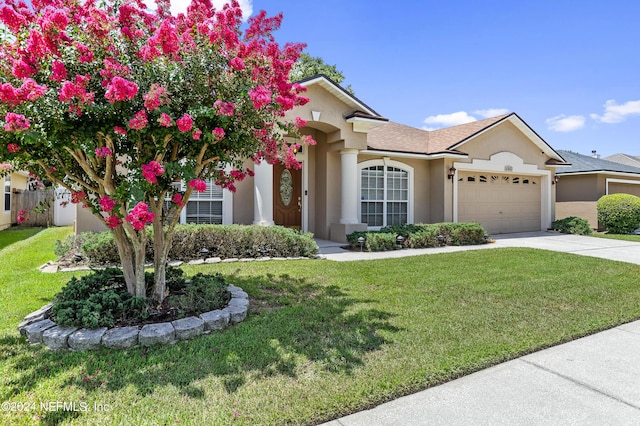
[4,176,10,213]
[358,160,413,228]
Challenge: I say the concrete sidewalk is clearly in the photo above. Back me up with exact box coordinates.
[318,232,640,425]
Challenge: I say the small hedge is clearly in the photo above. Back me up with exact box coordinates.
[552,216,593,235]
[57,224,318,266]
[51,267,231,329]
[346,222,487,252]
[597,193,640,234]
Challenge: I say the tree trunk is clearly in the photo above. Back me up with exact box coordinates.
[152,217,167,302]
[111,226,147,298]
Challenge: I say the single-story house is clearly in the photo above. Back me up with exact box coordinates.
[1,169,28,231]
[555,150,640,229]
[77,75,569,240]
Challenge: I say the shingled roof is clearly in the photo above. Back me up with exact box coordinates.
[368,113,514,155]
[603,153,640,168]
[557,150,640,175]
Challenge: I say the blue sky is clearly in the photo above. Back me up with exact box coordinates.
[209,0,639,159]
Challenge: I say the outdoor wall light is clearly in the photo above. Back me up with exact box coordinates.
[447,166,456,180]
[357,236,365,252]
[552,175,559,184]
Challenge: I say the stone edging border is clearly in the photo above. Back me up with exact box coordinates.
[17,285,249,351]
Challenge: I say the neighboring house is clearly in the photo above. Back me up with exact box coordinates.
[604,153,640,168]
[555,150,640,229]
[1,170,28,231]
[77,75,569,241]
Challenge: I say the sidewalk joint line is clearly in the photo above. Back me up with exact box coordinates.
[520,359,640,412]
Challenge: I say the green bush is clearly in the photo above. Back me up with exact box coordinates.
[56,224,318,266]
[51,268,148,328]
[597,193,640,234]
[166,273,231,315]
[347,222,487,252]
[51,267,228,328]
[552,216,593,235]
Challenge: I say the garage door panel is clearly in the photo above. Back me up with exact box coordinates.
[609,183,640,198]
[458,172,541,234]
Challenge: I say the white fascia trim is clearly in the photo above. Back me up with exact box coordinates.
[453,151,553,231]
[360,149,467,160]
[346,116,387,133]
[558,171,640,178]
[606,178,640,195]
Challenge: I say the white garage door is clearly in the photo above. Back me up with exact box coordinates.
[458,172,541,234]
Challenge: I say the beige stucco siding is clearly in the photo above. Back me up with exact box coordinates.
[608,181,640,198]
[455,122,550,168]
[556,174,599,202]
[1,173,28,230]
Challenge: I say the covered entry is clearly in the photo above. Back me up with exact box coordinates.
[458,171,542,234]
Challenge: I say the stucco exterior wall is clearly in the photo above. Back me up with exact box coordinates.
[1,173,28,230]
[556,201,598,228]
[557,174,603,202]
[457,122,551,168]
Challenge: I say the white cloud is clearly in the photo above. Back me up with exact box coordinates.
[474,108,509,118]
[171,0,253,20]
[423,111,477,130]
[590,99,640,124]
[546,114,586,132]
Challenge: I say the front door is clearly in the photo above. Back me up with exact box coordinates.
[273,163,302,230]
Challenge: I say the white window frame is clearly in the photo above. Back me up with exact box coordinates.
[357,159,414,230]
[180,179,233,225]
[4,175,10,213]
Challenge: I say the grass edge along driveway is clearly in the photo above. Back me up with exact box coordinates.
[2,227,640,425]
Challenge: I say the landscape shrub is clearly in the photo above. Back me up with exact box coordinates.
[56,225,318,266]
[347,222,487,251]
[51,267,227,329]
[51,268,148,328]
[166,273,231,316]
[597,193,640,234]
[552,216,593,235]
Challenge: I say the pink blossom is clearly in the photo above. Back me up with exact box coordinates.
[192,129,202,140]
[105,76,139,103]
[171,193,185,207]
[58,75,94,114]
[26,30,48,60]
[95,147,113,157]
[17,210,28,224]
[105,215,122,229]
[20,79,47,101]
[0,163,12,171]
[74,42,94,63]
[4,113,30,132]
[126,202,155,230]
[176,114,194,132]
[7,143,20,153]
[212,127,225,140]
[71,191,87,204]
[188,179,207,192]
[12,58,35,79]
[229,57,245,70]
[0,83,20,107]
[294,116,307,128]
[51,60,67,82]
[214,100,235,117]
[114,126,127,135]
[158,113,172,127]
[248,86,272,109]
[0,4,28,33]
[230,170,246,180]
[152,19,180,55]
[128,110,148,130]
[99,196,116,212]
[143,84,169,111]
[141,160,164,183]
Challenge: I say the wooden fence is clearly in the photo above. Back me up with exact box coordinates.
[11,188,54,227]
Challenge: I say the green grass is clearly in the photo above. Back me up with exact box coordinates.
[593,232,640,242]
[3,227,640,425]
[0,227,45,251]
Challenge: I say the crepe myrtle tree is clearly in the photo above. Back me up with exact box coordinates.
[0,0,314,301]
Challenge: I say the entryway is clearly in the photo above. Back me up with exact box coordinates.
[273,163,302,230]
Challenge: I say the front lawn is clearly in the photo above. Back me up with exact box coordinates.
[0,227,44,251]
[593,232,640,242]
[3,227,640,425]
